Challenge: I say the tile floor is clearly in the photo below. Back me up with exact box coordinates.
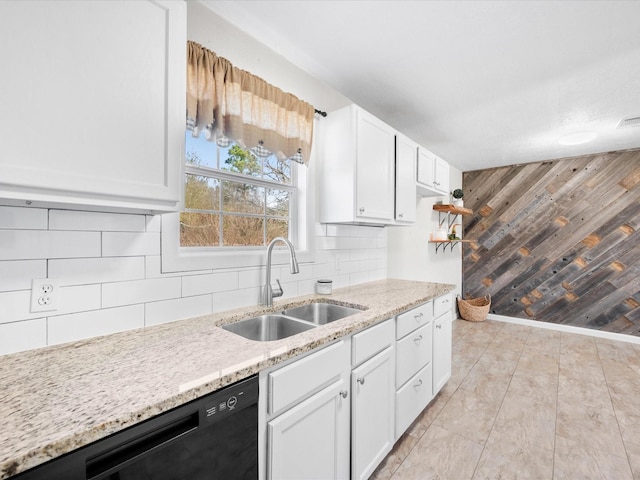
[372,319,640,480]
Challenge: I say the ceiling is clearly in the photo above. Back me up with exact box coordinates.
[201,1,640,172]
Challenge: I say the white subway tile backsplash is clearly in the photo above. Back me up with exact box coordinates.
[0,206,389,354]
[145,295,212,326]
[48,305,144,346]
[279,280,299,300]
[182,271,239,297]
[0,231,101,261]
[49,257,145,286]
[350,271,370,285]
[0,285,102,324]
[0,290,32,324]
[102,277,182,308]
[0,260,46,292]
[49,210,145,232]
[238,268,263,289]
[316,236,338,250]
[212,287,260,312]
[0,206,48,230]
[0,319,47,355]
[145,255,211,278]
[102,232,160,257]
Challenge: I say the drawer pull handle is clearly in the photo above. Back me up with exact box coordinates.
[357,377,365,385]
[340,390,348,399]
[414,379,423,388]
[435,324,442,329]
[414,312,424,321]
[413,335,423,343]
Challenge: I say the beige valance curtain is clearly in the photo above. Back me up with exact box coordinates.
[186,41,315,165]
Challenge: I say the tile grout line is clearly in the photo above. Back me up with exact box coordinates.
[469,323,533,480]
[595,338,637,477]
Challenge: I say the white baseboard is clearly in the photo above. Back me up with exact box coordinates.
[481,313,640,345]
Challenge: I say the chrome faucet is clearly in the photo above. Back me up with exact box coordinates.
[262,237,300,306]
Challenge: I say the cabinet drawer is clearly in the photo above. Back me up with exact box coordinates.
[269,340,348,416]
[434,293,452,319]
[352,319,394,367]
[396,302,432,340]
[395,363,433,439]
[396,323,433,388]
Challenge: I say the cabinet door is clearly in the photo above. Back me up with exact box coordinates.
[417,148,436,188]
[434,156,450,195]
[268,378,350,480]
[394,134,417,223]
[0,1,185,213]
[352,346,395,480]
[355,110,395,222]
[433,311,453,394]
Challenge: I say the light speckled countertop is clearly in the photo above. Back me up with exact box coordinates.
[0,279,454,479]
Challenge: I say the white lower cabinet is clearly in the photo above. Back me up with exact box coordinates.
[351,346,395,480]
[433,309,453,393]
[268,378,350,480]
[396,363,433,436]
[262,300,454,480]
[394,302,434,439]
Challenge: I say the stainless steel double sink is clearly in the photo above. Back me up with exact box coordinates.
[222,302,364,342]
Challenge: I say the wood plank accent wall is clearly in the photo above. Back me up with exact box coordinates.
[462,149,640,337]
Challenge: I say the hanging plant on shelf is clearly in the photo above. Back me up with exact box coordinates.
[452,188,464,207]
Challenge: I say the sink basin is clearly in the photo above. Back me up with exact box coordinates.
[283,302,363,325]
[221,315,316,342]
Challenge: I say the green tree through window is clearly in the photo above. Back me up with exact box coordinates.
[180,133,294,248]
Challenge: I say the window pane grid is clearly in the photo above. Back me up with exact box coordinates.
[183,133,296,248]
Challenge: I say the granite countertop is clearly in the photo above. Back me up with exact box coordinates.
[0,278,454,479]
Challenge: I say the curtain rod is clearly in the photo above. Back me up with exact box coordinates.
[315,109,327,117]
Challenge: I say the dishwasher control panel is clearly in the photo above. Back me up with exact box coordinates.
[203,375,259,424]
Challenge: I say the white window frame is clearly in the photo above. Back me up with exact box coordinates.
[160,129,316,274]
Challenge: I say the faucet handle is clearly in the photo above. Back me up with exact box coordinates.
[272,279,284,298]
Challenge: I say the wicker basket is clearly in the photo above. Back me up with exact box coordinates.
[457,294,491,322]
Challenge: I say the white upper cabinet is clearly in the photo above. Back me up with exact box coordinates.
[417,147,450,197]
[0,0,186,213]
[394,134,418,223]
[319,104,396,224]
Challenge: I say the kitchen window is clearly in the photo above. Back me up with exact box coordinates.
[181,133,298,248]
[161,42,315,273]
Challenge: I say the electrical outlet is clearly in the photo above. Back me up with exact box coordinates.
[30,278,60,313]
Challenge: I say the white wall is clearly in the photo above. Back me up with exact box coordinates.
[0,4,386,356]
[387,166,463,299]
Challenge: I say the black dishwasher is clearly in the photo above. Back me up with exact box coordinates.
[14,375,259,480]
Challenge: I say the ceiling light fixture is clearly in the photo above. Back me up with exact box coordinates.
[557,131,597,146]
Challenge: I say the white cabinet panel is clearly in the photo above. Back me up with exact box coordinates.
[396,322,433,388]
[0,1,185,213]
[433,310,453,394]
[356,111,396,222]
[268,378,350,480]
[417,147,450,197]
[434,293,453,318]
[394,134,418,223]
[319,105,396,225]
[269,340,348,417]
[395,363,433,438]
[351,318,394,367]
[396,301,433,340]
[352,346,395,480]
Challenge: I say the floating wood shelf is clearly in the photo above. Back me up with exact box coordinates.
[432,204,473,216]
[431,205,475,253]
